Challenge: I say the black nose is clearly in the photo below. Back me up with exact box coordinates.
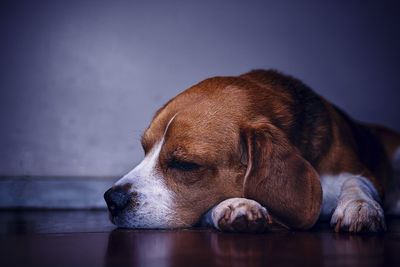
[104,187,131,216]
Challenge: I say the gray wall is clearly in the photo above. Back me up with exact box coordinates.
[1,0,399,177]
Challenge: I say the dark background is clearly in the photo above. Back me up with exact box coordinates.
[1,0,399,177]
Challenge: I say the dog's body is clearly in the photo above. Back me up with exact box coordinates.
[105,70,400,233]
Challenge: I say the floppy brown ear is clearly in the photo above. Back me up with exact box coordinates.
[241,117,322,230]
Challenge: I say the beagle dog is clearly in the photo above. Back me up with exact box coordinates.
[104,70,400,233]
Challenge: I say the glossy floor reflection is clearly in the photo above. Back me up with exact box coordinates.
[0,210,399,267]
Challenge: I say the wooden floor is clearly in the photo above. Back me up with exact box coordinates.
[0,210,400,267]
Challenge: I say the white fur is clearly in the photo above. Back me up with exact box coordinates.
[320,173,380,219]
[320,173,348,219]
[209,197,268,230]
[113,115,179,228]
[321,172,385,231]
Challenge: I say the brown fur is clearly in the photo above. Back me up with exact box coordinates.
[140,70,399,229]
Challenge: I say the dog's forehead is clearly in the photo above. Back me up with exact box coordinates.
[142,81,252,154]
[144,110,240,158]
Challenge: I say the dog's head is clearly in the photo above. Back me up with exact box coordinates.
[104,73,322,229]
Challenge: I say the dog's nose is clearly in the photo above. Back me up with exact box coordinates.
[104,187,131,216]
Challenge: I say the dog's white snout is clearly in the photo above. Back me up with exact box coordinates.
[108,140,176,228]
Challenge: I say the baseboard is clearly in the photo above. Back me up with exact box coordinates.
[0,176,117,209]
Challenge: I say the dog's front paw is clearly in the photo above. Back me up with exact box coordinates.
[211,198,271,233]
[330,199,386,233]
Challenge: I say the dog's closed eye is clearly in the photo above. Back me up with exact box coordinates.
[168,160,201,171]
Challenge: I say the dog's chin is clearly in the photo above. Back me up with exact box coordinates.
[108,211,141,229]
[108,211,187,229]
